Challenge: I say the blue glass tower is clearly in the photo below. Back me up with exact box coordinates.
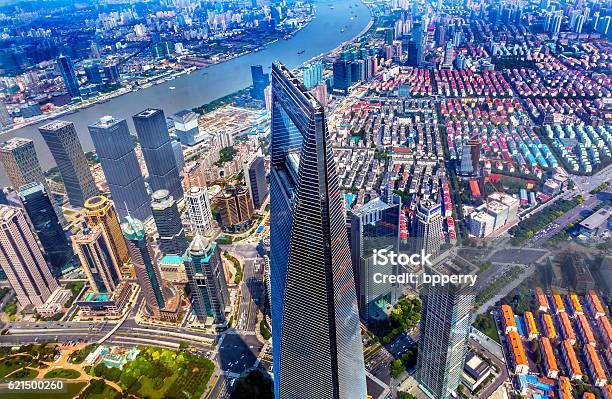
[57,55,80,98]
[88,116,151,221]
[121,216,166,318]
[250,65,270,101]
[183,235,229,324]
[132,109,183,201]
[18,182,73,276]
[269,62,366,399]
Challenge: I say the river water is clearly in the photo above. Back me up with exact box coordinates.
[0,0,370,185]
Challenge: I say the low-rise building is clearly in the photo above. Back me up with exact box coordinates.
[540,336,559,379]
[77,282,135,318]
[461,352,493,392]
[578,208,610,237]
[570,293,584,315]
[598,316,612,350]
[560,339,582,381]
[557,376,572,399]
[508,330,529,375]
[552,292,566,314]
[524,311,539,340]
[558,312,576,345]
[584,344,607,387]
[577,314,597,347]
[536,287,550,312]
[501,304,518,334]
[35,288,72,318]
[587,290,606,319]
[158,255,188,284]
[542,313,557,339]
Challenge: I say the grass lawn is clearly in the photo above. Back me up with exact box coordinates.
[43,368,81,379]
[7,367,38,379]
[138,373,178,399]
[0,355,33,377]
[9,381,87,399]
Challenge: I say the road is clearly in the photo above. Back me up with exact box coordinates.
[533,189,611,244]
[469,337,508,399]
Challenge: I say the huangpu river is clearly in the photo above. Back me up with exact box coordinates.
[0,0,371,185]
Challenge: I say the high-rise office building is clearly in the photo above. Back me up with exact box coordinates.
[413,199,444,257]
[0,188,8,205]
[0,137,45,190]
[244,156,268,209]
[183,235,230,324]
[0,205,59,307]
[251,65,270,101]
[171,110,206,146]
[171,139,184,172]
[84,196,129,270]
[57,55,80,98]
[0,100,12,128]
[332,59,352,93]
[216,185,254,232]
[350,198,400,322]
[185,186,214,236]
[121,216,166,318]
[18,182,73,276]
[88,116,151,221]
[269,62,367,398]
[302,61,323,89]
[72,225,122,294]
[132,109,183,200]
[458,135,481,176]
[151,189,188,256]
[417,252,477,399]
[39,120,98,208]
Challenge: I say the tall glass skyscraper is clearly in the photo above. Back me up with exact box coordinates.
[350,197,400,322]
[269,62,366,399]
[183,235,229,324]
[0,137,45,190]
[250,65,269,101]
[18,182,73,276]
[39,120,98,208]
[72,225,122,294]
[88,116,151,221]
[121,216,166,318]
[151,189,188,256]
[57,55,80,98]
[417,252,477,399]
[132,109,183,200]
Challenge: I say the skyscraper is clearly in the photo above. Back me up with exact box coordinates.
[0,205,59,307]
[18,182,73,276]
[301,61,323,89]
[413,199,444,257]
[251,65,270,101]
[88,116,151,221]
[0,137,45,190]
[458,135,481,176]
[171,140,184,172]
[350,198,400,322]
[244,156,268,209]
[171,109,206,146]
[39,120,98,208]
[121,216,166,318]
[84,196,129,270]
[332,59,352,93]
[57,55,80,98]
[185,186,214,236]
[132,109,183,200]
[417,252,477,399]
[72,225,122,294]
[216,185,254,231]
[151,189,188,256]
[183,235,230,324]
[269,62,367,398]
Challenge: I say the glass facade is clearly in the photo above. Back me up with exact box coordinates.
[18,182,73,276]
[269,62,366,399]
[132,108,184,201]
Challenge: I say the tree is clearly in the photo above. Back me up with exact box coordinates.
[390,359,405,378]
[398,392,416,399]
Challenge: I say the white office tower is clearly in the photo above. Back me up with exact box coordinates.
[184,186,213,236]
